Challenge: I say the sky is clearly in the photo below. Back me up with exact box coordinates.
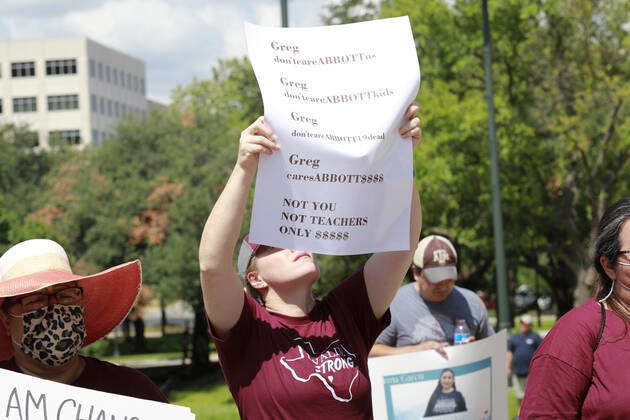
[0,0,335,103]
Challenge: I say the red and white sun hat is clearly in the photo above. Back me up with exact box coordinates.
[0,239,141,361]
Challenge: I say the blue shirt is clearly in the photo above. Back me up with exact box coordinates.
[508,330,542,376]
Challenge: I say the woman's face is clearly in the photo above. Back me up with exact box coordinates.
[440,371,454,390]
[612,220,630,301]
[252,247,320,291]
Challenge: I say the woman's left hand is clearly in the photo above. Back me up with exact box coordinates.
[399,104,422,148]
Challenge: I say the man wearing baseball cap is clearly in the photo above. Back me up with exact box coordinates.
[370,235,494,358]
[507,314,542,412]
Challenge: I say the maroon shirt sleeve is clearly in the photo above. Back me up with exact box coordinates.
[520,302,599,418]
[323,266,391,351]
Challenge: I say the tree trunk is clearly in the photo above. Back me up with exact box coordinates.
[122,317,132,343]
[574,266,596,306]
[133,317,147,353]
[192,304,211,369]
[160,298,167,337]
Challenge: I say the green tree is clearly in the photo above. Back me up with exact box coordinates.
[36,58,265,368]
[376,0,629,315]
[0,124,61,253]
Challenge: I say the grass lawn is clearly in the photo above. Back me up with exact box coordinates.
[104,352,181,362]
[168,380,521,420]
[168,373,239,420]
[508,388,520,419]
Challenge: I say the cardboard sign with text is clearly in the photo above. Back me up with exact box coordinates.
[368,330,508,420]
[245,17,420,255]
[0,367,195,420]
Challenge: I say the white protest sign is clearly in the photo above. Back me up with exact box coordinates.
[0,367,195,420]
[245,17,420,255]
[368,330,508,420]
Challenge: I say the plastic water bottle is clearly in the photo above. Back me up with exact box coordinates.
[453,319,471,344]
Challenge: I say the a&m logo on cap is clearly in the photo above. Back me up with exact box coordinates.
[433,249,450,265]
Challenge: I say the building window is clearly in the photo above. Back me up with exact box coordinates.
[91,95,97,112]
[92,129,99,145]
[89,59,95,77]
[133,75,139,92]
[48,94,79,111]
[107,99,112,117]
[49,130,81,145]
[120,72,125,88]
[121,103,127,117]
[99,97,105,114]
[13,97,37,113]
[11,62,35,77]
[140,78,145,95]
[98,62,103,80]
[114,101,120,118]
[113,69,118,85]
[127,73,132,90]
[105,65,111,83]
[46,59,77,75]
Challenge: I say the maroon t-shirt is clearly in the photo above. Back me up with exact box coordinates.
[0,356,168,403]
[521,299,630,419]
[210,267,390,420]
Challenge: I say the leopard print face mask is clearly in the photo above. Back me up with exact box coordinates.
[18,305,87,366]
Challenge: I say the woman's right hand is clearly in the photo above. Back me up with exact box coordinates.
[237,116,280,173]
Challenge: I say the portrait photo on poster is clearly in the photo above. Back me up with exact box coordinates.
[386,359,491,420]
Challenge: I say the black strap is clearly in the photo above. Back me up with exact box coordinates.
[594,301,606,351]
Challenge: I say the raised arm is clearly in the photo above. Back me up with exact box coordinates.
[364,105,422,319]
[199,117,278,338]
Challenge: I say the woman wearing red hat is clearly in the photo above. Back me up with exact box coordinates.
[0,239,167,402]
[199,105,422,419]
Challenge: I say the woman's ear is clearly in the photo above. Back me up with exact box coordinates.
[600,256,618,281]
[246,271,268,291]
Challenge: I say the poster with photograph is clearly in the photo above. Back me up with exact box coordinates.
[0,367,195,420]
[369,330,507,420]
[245,17,420,255]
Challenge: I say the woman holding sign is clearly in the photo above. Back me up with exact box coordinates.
[199,105,421,419]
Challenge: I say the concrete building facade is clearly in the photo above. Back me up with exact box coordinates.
[0,37,147,148]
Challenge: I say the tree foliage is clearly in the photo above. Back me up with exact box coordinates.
[375,0,629,315]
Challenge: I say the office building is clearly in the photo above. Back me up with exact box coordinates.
[0,37,147,148]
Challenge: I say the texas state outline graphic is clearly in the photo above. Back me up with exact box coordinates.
[279,338,359,402]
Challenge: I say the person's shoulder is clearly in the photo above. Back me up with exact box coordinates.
[534,299,601,366]
[83,357,159,386]
[453,286,481,299]
[555,299,601,328]
[453,286,486,308]
[82,357,167,401]
[391,283,418,305]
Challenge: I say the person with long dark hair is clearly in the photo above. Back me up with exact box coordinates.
[424,368,467,417]
[521,196,630,418]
